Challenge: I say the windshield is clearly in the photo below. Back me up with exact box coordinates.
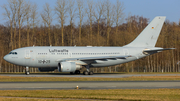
[9,52,17,55]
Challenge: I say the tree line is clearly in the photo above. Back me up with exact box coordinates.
[0,0,179,73]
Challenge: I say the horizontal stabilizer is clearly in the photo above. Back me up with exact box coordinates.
[143,48,175,55]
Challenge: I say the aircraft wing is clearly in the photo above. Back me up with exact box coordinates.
[56,55,132,62]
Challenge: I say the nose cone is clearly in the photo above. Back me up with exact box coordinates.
[3,55,9,62]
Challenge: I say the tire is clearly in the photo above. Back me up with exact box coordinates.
[89,71,93,75]
[77,70,80,74]
[75,70,80,74]
[26,71,29,75]
[83,71,88,75]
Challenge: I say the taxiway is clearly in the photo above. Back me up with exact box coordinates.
[1,73,180,90]
[0,81,180,90]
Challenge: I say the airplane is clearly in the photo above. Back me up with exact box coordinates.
[3,16,175,75]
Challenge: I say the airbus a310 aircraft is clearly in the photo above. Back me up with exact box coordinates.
[4,16,175,75]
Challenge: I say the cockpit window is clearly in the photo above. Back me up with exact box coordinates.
[9,52,18,55]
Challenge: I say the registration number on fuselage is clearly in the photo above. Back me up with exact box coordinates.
[38,60,50,64]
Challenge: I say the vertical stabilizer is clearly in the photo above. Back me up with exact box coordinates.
[124,16,166,47]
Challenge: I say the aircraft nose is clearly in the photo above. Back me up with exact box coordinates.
[3,55,9,62]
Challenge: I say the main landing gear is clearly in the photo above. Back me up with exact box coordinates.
[70,70,81,75]
[25,66,30,75]
[70,65,93,75]
[83,65,93,75]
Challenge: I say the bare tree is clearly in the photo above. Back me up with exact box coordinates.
[55,0,68,46]
[31,3,38,46]
[93,1,105,46]
[68,0,77,46]
[114,0,125,45]
[41,3,53,45]
[25,2,31,46]
[2,0,17,50]
[104,0,115,45]
[17,0,29,48]
[86,0,94,45]
[76,0,85,45]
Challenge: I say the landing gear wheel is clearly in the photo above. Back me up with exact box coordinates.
[83,71,89,75]
[75,70,80,74]
[25,66,29,75]
[89,71,93,75]
[25,71,30,75]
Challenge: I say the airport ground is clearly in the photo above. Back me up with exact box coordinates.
[0,73,180,101]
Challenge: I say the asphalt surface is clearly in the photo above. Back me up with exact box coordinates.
[0,81,180,90]
[0,73,180,90]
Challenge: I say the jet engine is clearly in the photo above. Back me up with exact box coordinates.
[38,67,57,72]
[58,62,81,72]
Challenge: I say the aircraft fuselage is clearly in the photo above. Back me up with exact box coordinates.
[4,46,146,68]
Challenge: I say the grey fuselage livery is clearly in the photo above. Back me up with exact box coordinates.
[4,46,145,67]
[3,16,175,75]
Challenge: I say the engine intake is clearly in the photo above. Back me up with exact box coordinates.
[58,62,80,72]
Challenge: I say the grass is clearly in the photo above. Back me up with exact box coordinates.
[0,97,83,101]
[0,89,180,101]
[0,75,180,82]
[0,97,85,101]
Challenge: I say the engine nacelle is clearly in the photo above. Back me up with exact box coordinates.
[58,62,81,72]
[38,67,57,72]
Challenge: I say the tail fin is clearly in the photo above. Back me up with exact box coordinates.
[124,16,166,47]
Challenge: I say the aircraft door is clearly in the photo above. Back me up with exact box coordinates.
[25,50,34,66]
[25,50,31,59]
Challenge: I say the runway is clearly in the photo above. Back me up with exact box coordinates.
[0,81,180,90]
[1,73,180,90]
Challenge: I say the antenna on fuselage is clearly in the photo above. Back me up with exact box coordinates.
[50,45,52,47]
[33,45,35,47]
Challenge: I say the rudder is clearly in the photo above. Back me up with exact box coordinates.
[124,16,166,47]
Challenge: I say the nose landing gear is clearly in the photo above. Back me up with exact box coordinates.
[25,66,30,75]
